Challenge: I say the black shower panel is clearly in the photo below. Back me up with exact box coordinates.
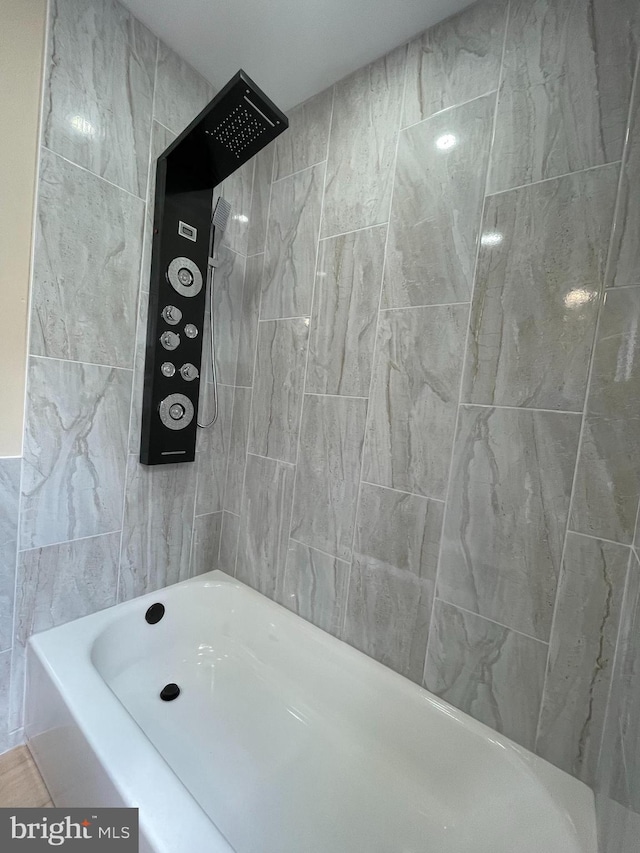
[140,71,288,465]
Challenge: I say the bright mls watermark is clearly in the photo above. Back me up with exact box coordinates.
[0,808,138,850]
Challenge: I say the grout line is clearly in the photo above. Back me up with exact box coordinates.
[424,0,511,687]
[305,391,369,401]
[258,315,309,323]
[359,480,446,503]
[459,401,583,416]
[566,530,634,550]
[318,221,390,242]
[343,49,410,639]
[18,527,123,555]
[487,159,623,199]
[281,88,336,601]
[400,88,499,132]
[153,118,176,137]
[272,159,327,184]
[533,53,639,750]
[41,146,146,202]
[378,301,471,312]
[29,354,133,373]
[289,537,349,564]
[433,598,550,646]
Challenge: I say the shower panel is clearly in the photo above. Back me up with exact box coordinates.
[140,70,287,465]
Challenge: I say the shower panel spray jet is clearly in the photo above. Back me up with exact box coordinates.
[140,71,288,465]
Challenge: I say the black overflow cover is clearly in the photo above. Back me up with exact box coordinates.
[160,683,180,702]
[145,603,165,624]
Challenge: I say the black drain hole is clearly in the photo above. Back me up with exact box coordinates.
[160,683,180,702]
[145,603,165,624]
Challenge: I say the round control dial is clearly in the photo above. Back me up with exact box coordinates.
[158,393,194,430]
[180,363,199,381]
[184,323,198,339]
[162,305,182,325]
[167,257,203,298]
[160,331,180,351]
[161,362,175,377]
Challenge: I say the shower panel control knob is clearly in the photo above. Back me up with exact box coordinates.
[180,363,199,381]
[184,324,198,339]
[160,331,180,351]
[162,305,182,325]
[158,393,194,430]
[161,362,175,377]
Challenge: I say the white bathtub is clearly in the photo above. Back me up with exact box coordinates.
[26,570,597,853]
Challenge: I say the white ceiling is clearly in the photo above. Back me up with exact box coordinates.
[121,0,475,111]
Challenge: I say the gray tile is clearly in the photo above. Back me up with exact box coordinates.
[307,225,386,396]
[463,166,619,411]
[438,406,581,640]
[212,245,245,385]
[247,144,275,257]
[235,454,294,597]
[291,395,367,561]
[403,0,507,126]
[536,533,629,785]
[571,417,640,546]
[260,163,324,321]
[191,512,222,577]
[141,122,176,294]
[282,540,349,636]
[274,88,333,181]
[322,46,406,238]
[424,600,548,750]
[588,288,640,420]
[127,292,149,455]
[383,93,495,308]
[220,160,254,257]
[0,458,20,653]
[218,511,240,575]
[154,41,215,135]
[249,319,308,464]
[235,254,263,387]
[343,558,433,684]
[31,149,144,367]
[20,358,132,550]
[11,532,120,730]
[608,72,640,289]
[0,650,11,754]
[362,305,467,500]
[571,288,640,543]
[597,550,640,812]
[224,387,251,515]
[196,384,233,516]
[119,455,197,600]
[595,794,640,853]
[489,0,639,193]
[355,483,444,583]
[43,0,156,197]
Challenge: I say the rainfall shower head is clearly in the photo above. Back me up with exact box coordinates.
[164,70,288,192]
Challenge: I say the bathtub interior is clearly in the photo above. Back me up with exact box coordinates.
[82,573,593,853]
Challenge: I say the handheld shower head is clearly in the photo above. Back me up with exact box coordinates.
[212,196,231,232]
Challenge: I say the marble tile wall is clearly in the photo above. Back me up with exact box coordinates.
[0,0,220,750]
[1,1,638,847]
[215,3,640,846]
